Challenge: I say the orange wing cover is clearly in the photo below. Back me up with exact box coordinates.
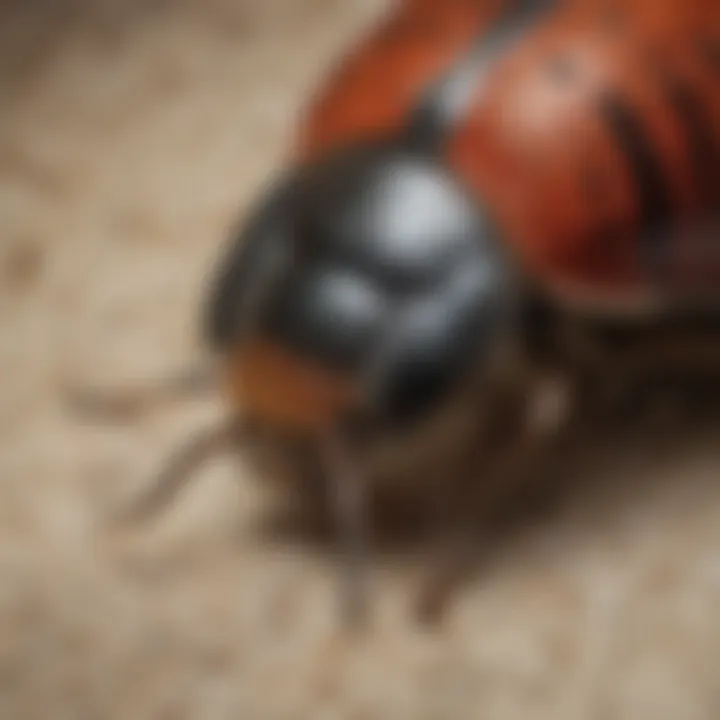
[297,0,720,312]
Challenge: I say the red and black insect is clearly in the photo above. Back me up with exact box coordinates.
[75,0,720,626]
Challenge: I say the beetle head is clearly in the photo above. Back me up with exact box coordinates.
[205,141,520,475]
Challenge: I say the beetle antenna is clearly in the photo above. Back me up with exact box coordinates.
[66,357,220,421]
[111,416,250,527]
[320,426,372,630]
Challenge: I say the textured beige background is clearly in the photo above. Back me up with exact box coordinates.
[2,1,720,718]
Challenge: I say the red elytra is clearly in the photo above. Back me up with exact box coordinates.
[297,0,720,315]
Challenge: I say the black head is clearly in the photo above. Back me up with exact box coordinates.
[205,141,519,443]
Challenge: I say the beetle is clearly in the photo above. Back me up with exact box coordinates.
[72,0,720,626]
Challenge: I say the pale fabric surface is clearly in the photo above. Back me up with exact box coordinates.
[2,1,720,718]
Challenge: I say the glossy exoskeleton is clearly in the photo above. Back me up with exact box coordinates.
[73,0,720,626]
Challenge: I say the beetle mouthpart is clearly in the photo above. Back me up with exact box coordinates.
[228,341,360,434]
[320,426,371,631]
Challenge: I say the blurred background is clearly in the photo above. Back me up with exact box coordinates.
[2,0,720,717]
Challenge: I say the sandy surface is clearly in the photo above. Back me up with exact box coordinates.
[2,1,720,718]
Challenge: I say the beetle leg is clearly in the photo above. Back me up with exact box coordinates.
[415,372,574,625]
[66,357,219,421]
[615,336,720,375]
[320,429,371,631]
[554,318,609,370]
[111,415,250,527]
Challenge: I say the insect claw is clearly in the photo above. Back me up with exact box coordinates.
[415,531,481,627]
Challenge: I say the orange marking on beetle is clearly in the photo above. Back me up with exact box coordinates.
[227,341,360,433]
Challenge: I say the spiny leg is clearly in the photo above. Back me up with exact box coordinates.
[416,373,574,625]
[113,416,251,527]
[416,440,550,625]
[320,429,371,631]
[66,358,219,421]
